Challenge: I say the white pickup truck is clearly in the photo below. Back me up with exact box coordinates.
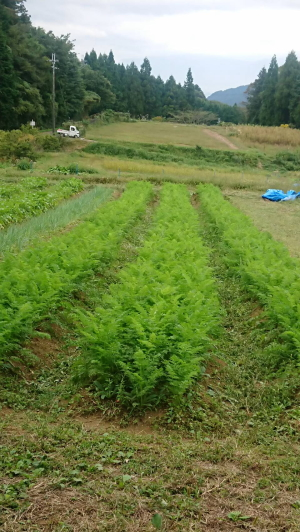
[57,126,80,138]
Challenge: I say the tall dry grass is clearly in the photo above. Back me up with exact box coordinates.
[99,156,298,192]
[239,125,300,147]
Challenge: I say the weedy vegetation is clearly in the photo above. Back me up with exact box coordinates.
[0,177,84,229]
[0,185,112,255]
[84,139,300,172]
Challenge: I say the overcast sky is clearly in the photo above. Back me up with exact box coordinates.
[26,0,300,96]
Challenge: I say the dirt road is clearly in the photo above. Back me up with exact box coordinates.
[204,129,239,150]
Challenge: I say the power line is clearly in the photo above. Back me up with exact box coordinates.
[49,53,59,135]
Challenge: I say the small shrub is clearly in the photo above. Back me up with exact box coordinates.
[36,135,64,152]
[13,140,37,161]
[17,159,31,171]
[0,130,37,161]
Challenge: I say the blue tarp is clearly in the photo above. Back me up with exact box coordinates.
[262,189,300,202]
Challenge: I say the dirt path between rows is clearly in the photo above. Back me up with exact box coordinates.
[204,129,239,150]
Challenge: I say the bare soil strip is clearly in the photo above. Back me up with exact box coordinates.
[204,129,239,150]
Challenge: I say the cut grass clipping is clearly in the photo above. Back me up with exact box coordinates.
[74,183,220,408]
[198,183,300,368]
[0,185,112,255]
[0,181,153,369]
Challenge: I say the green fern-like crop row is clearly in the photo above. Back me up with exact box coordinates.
[198,184,300,361]
[0,182,153,367]
[74,183,221,408]
[0,178,84,229]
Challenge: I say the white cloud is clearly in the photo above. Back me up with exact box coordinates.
[26,1,300,58]
[25,0,300,91]
[114,8,300,58]
[31,0,300,13]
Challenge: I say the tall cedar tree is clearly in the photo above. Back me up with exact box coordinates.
[184,68,196,108]
[247,67,267,124]
[247,50,300,128]
[140,58,157,117]
[276,51,300,126]
[259,55,278,126]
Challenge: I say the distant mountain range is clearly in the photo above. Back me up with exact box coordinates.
[208,85,249,107]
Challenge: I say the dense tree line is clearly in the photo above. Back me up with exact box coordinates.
[84,50,244,124]
[0,0,244,130]
[247,51,300,127]
[0,0,86,129]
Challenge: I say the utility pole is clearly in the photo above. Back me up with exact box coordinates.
[49,53,59,135]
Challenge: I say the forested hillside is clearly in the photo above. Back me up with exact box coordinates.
[208,85,249,106]
[247,51,300,127]
[0,0,245,129]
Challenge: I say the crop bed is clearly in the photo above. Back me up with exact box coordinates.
[198,183,300,361]
[1,180,299,396]
[0,181,153,367]
[75,183,220,407]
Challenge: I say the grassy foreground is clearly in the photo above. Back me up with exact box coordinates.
[1,185,299,531]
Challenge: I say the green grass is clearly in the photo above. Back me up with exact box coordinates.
[0,186,112,255]
[227,188,300,258]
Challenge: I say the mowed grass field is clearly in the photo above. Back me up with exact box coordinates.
[87,120,237,150]
[1,121,300,532]
[227,189,300,258]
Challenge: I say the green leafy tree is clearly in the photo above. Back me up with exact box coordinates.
[83,90,101,115]
[81,65,115,113]
[0,25,19,129]
[86,48,98,70]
